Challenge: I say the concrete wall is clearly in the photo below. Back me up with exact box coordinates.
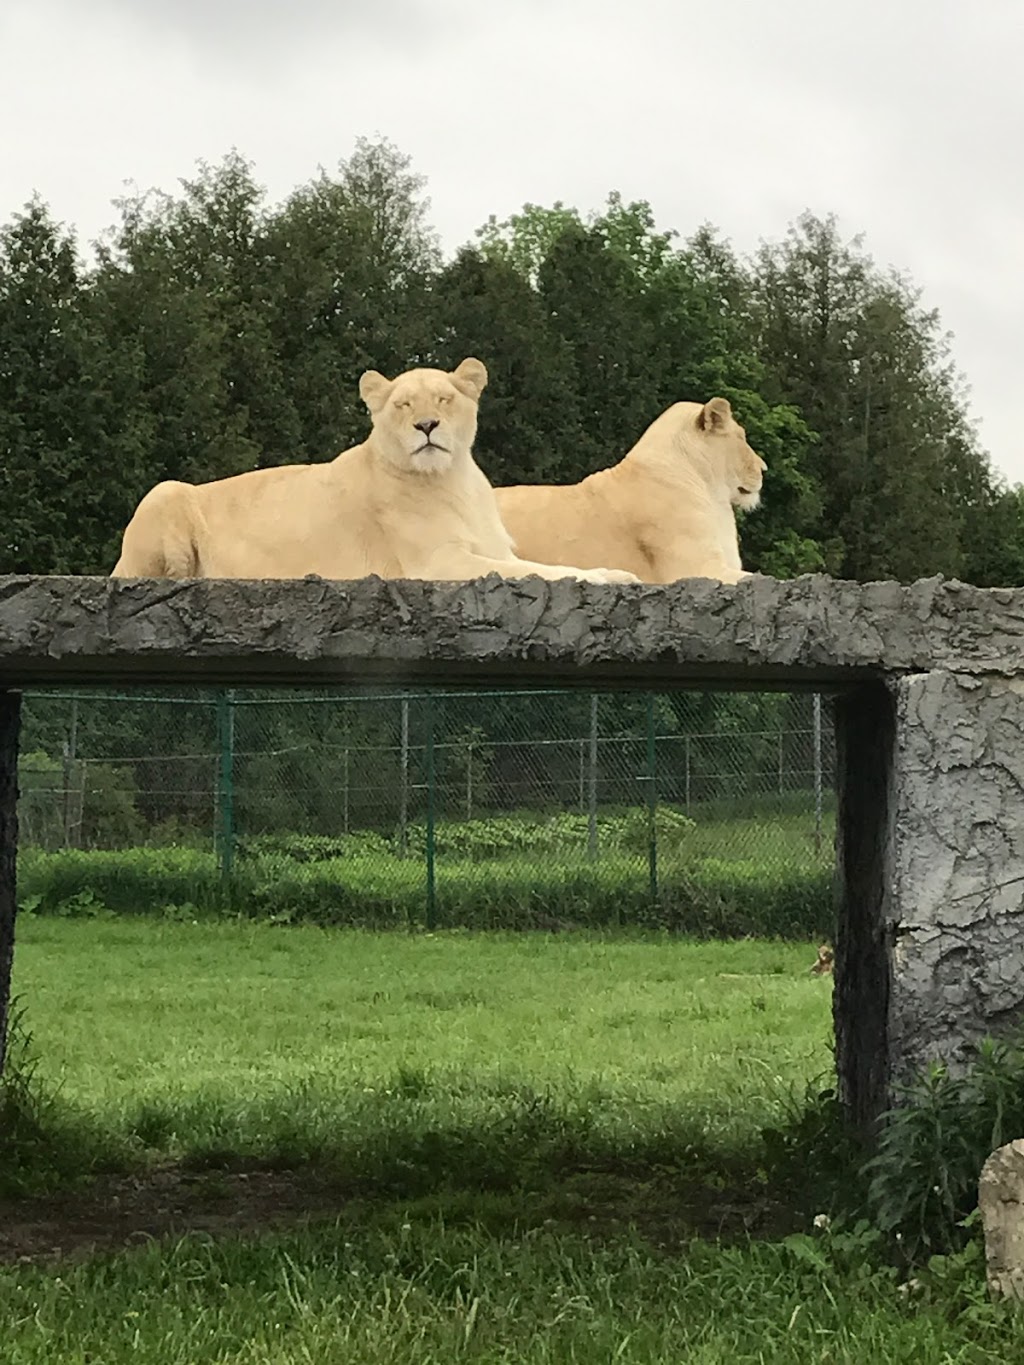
[3,573,1024,1132]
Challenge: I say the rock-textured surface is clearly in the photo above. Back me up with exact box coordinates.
[2,572,1024,686]
[886,671,1024,1081]
[980,1140,1024,1300]
[834,670,1024,1124]
[3,572,1024,1126]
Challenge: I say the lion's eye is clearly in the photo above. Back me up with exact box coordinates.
[437,394,450,405]
[396,399,412,411]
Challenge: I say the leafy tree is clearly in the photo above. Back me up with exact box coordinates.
[962,481,1024,587]
[750,212,994,582]
[473,198,827,572]
[476,200,584,284]
[431,247,585,485]
[264,137,440,459]
[94,152,300,489]
[0,200,148,573]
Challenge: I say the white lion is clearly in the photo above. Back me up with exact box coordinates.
[110,358,640,586]
[495,397,767,585]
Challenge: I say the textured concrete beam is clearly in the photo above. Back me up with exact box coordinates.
[2,572,1024,689]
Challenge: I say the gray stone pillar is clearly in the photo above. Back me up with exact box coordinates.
[888,670,1024,1080]
[836,670,1024,1131]
[0,688,21,1077]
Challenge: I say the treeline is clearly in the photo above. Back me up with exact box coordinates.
[2,136,1022,585]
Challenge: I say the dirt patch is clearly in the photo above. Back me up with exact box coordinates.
[0,1164,345,1265]
[0,1163,801,1266]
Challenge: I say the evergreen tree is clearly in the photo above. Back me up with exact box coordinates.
[0,200,147,573]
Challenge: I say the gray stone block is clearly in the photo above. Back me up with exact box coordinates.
[0,571,1023,687]
[3,572,1024,1134]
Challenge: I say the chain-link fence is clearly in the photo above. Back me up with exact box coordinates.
[16,688,836,934]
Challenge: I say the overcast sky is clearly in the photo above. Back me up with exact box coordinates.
[3,0,1021,482]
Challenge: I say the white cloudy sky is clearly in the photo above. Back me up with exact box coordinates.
[3,0,1022,481]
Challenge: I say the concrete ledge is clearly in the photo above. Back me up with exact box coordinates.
[2,572,1024,689]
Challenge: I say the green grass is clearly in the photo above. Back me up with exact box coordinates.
[8,920,831,1169]
[3,921,1015,1363]
[0,1213,1013,1365]
[16,804,836,937]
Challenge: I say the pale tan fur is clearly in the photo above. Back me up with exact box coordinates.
[110,359,640,586]
[811,944,834,976]
[495,398,767,585]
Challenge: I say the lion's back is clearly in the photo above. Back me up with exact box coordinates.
[496,479,645,573]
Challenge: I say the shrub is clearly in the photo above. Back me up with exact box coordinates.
[16,842,833,938]
[864,1036,1024,1261]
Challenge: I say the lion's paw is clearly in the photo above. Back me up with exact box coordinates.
[580,567,641,585]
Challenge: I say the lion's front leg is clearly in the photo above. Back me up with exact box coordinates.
[424,548,639,585]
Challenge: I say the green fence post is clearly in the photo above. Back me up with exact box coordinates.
[424,694,437,929]
[398,696,410,857]
[216,688,236,880]
[587,694,599,862]
[646,692,658,909]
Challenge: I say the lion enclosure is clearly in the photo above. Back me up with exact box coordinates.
[2,570,1024,1131]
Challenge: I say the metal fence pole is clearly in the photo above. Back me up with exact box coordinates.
[466,741,473,822]
[398,697,410,857]
[684,736,691,813]
[646,692,658,908]
[342,746,350,834]
[424,694,437,929]
[61,697,78,849]
[777,730,785,797]
[216,688,236,879]
[813,693,823,855]
[587,695,598,862]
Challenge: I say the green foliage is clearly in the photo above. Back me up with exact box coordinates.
[3,144,1010,583]
[16,835,832,938]
[396,806,695,860]
[78,762,143,848]
[0,1001,108,1196]
[16,750,65,849]
[750,211,996,582]
[0,200,149,574]
[864,1036,1024,1261]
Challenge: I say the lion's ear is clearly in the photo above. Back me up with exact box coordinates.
[697,397,732,432]
[359,370,392,413]
[451,357,488,401]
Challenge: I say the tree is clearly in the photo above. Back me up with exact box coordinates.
[475,197,827,571]
[431,247,585,485]
[962,481,1024,587]
[476,200,584,284]
[750,212,994,582]
[264,137,440,459]
[0,200,148,574]
[94,152,301,489]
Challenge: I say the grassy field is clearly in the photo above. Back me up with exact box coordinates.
[16,803,836,937]
[1,921,1016,1363]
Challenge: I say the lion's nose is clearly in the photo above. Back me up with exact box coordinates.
[414,418,439,436]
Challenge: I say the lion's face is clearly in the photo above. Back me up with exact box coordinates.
[359,358,488,475]
[696,398,767,511]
